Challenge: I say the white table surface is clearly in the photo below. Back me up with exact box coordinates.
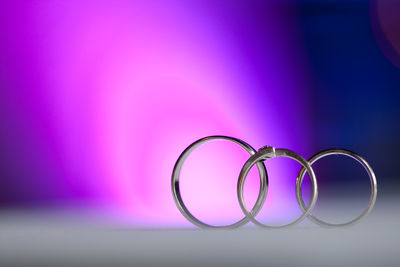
[0,196,399,267]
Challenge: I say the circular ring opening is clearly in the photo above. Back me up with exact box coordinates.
[172,135,268,229]
[296,149,377,227]
[237,147,318,228]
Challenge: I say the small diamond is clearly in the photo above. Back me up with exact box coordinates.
[258,145,276,154]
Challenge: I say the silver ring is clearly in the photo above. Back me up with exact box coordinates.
[172,136,268,229]
[237,146,318,228]
[296,149,377,227]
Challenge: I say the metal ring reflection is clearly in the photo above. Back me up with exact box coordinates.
[237,146,318,228]
[171,136,268,229]
[296,149,377,227]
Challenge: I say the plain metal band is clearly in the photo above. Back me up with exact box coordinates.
[237,146,318,228]
[171,136,268,229]
[296,149,377,227]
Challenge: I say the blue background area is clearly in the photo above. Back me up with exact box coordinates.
[298,0,400,194]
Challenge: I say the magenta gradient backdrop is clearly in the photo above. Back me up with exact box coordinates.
[0,0,313,226]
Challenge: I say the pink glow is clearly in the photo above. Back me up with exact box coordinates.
[0,0,312,226]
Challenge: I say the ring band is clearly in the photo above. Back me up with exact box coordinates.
[296,149,378,227]
[237,146,318,228]
[171,136,268,229]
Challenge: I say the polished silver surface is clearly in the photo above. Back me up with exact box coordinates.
[171,136,268,229]
[296,149,378,227]
[237,146,318,228]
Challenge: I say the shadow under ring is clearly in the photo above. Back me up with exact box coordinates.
[296,149,377,227]
[172,135,268,229]
[237,146,318,228]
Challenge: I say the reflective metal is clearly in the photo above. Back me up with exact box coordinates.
[171,136,268,229]
[296,149,377,227]
[237,146,318,228]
